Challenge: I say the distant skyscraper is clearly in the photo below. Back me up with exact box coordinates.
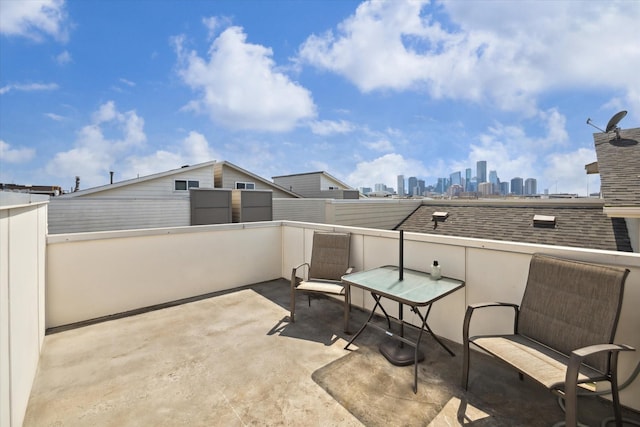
[478,182,495,196]
[465,168,472,191]
[374,183,388,192]
[499,182,509,195]
[511,177,523,195]
[525,178,537,195]
[408,176,417,196]
[476,161,487,183]
[450,171,462,186]
[397,175,405,196]
[417,179,425,196]
[489,170,499,185]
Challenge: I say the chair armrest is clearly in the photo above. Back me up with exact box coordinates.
[564,344,635,407]
[291,263,310,289]
[468,302,520,310]
[463,302,520,341]
[572,343,635,360]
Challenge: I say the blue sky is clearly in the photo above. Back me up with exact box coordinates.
[1,0,639,195]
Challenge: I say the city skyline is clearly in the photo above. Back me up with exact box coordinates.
[364,160,541,197]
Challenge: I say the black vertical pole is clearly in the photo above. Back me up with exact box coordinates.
[399,229,404,281]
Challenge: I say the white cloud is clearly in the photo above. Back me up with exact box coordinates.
[55,50,72,65]
[298,0,640,115]
[46,101,146,187]
[45,112,65,121]
[299,0,434,93]
[346,153,428,189]
[364,138,394,152]
[308,160,329,172]
[0,0,69,42]
[92,101,118,123]
[543,148,599,196]
[0,82,59,95]
[174,26,317,132]
[123,131,219,178]
[202,16,232,40]
[0,140,36,163]
[308,119,355,135]
[119,78,136,87]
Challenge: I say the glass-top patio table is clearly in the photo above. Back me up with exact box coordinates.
[343,265,465,393]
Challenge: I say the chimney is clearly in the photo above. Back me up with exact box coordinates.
[74,176,80,192]
[110,171,114,184]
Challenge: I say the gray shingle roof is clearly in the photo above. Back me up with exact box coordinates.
[396,200,631,252]
[594,127,640,207]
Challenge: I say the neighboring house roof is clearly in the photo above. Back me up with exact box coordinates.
[593,127,640,215]
[216,161,301,198]
[0,183,62,196]
[59,161,217,198]
[58,160,301,199]
[396,200,632,252]
[272,171,354,190]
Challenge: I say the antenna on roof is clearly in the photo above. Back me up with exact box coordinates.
[586,110,627,140]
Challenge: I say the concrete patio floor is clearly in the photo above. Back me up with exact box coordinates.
[24,279,640,426]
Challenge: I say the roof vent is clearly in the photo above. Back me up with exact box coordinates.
[432,211,449,229]
[533,215,556,228]
[432,211,449,221]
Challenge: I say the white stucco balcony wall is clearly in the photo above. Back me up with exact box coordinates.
[43,221,640,412]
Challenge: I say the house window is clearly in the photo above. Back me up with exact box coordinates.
[235,182,255,190]
[175,180,199,191]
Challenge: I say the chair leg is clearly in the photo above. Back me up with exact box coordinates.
[290,289,295,323]
[462,338,470,390]
[610,359,623,427]
[611,382,623,427]
[564,382,579,427]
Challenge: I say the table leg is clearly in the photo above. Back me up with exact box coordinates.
[412,305,455,357]
[344,293,383,350]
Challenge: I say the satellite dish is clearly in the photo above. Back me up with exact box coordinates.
[605,110,627,133]
[586,110,628,141]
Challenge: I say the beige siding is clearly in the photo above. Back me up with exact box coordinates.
[273,199,421,229]
[273,174,322,197]
[331,200,422,229]
[49,198,190,234]
[273,199,327,223]
[320,174,344,190]
[73,167,215,198]
[216,164,294,198]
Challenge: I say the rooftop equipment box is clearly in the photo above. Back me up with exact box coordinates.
[232,190,273,223]
[190,188,232,225]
